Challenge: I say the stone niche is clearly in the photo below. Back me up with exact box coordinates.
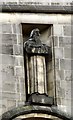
[22,24,54,104]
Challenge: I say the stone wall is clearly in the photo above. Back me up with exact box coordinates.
[0,23,26,115]
[53,24,72,114]
[0,13,72,117]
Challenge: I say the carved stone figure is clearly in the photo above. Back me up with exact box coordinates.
[24,28,52,105]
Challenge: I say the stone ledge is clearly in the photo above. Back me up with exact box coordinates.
[0,4,73,13]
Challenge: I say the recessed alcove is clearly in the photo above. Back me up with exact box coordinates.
[22,23,51,44]
[22,23,55,104]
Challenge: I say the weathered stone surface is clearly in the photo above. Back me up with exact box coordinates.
[53,25,63,36]
[2,92,20,100]
[60,59,72,70]
[14,66,24,77]
[56,70,64,81]
[14,56,24,66]
[63,25,72,36]
[1,34,17,45]
[0,1,73,13]
[0,65,14,76]
[1,104,72,120]
[28,93,54,106]
[55,59,59,69]
[12,24,22,34]
[54,36,58,47]
[0,54,14,65]
[2,83,15,92]
[59,37,73,47]
[56,85,65,99]
[13,44,23,55]
[17,35,23,45]
[2,75,15,84]
[55,48,63,59]
[16,82,25,94]
[64,70,73,81]
[64,48,71,59]
[0,44,13,55]
[2,24,12,33]
[7,100,16,110]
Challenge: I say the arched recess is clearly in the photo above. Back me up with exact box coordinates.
[1,105,73,120]
[14,116,61,120]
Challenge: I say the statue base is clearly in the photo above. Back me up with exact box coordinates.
[27,92,54,106]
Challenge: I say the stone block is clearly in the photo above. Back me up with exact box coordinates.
[19,93,26,101]
[2,92,20,100]
[60,59,72,70]
[49,36,58,47]
[53,25,63,36]
[55,48,63,59]
[0,54,14,65]
[16,81,25,94]
[14,66,24,77]
[28,93,54,106]
[64,48,71,59]
[56,87,65,98]
[0,44,13,55]
[1,34,17,44]
[64,70,73,81]
[17,35,23,45]
[1,105,7,115]
[12,24,16,33]
[12,24,22,34]
[0,99,7,114]
[56,81,60,92]
[61,99,71,113]
[2,24,12,33]
[56,70,64,81]
[57,86,65,98]
[54,36,58,47]
[71,25,73,36]
[2,83,15,92]
[55,58,59,69]
[19,83,25,94]
[2,75,15,84]
[63,25,71,36]
[16,101,25,106]
[7,100,16,110]
[71,82,73,99]
[64,81,71,99]
[0,109,2,116]
[14,56,24,66]
[59,36,73,47]
[0,24,2,33]
[13,44,23,55]
[57,98,61,105]
[0,64,14,76]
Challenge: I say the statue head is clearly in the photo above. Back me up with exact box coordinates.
[30,28,40,39]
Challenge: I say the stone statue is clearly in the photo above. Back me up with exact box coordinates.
[24,28,52,106]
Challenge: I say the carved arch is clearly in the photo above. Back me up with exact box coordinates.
[1,105,73,120]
